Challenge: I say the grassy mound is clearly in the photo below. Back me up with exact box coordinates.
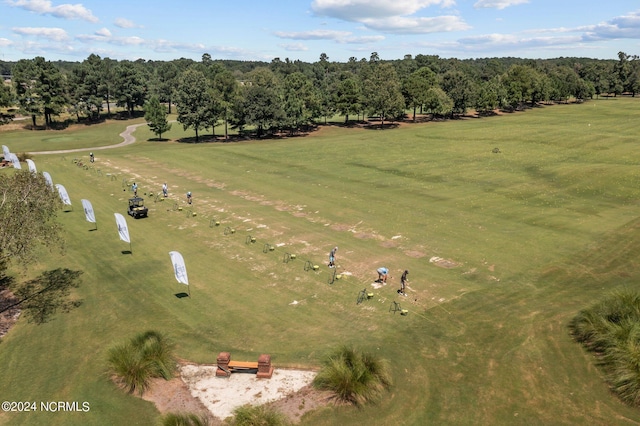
[227,405,290,426]
[107,330,176,395]
[312,346,392,406]
[570,290,640,405]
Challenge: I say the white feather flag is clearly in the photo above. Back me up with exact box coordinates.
[81,199,96,223]
[42,172,54,190]
[114,213,130,243]
[55,184,71,205]
[26,159,37,173]
[10,153,21,169]
[169,251,189,286]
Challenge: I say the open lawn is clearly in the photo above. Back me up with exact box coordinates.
[2,98,640,425]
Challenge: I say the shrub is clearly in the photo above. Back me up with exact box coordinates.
[162,412,210,426]
[107,330,176,395]
[570,290,640,405]
[312,345,392,406]
[226,404,290,426]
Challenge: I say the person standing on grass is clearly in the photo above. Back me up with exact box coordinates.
[162,182,168,197]
[89,152,94,163]
[132,182,138,196]
[186,191,192,204]
[328,246,338,268]
[376,267,389,283]
[398,270,409,296]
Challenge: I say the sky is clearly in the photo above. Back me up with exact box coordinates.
[0,0,639,63]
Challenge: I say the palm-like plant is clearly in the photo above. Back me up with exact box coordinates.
[107,330,176,394]
[570,290,640,405]
[228,404,290,426]
[162,412,210,426]
[312,345,392,406]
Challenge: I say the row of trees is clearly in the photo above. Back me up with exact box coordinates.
[2,51,639,139]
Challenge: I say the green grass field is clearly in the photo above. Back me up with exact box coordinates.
[2,98,640,425]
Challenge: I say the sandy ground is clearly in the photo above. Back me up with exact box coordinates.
[143,363,332,424]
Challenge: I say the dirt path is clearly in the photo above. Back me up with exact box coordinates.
[28,122,146,155]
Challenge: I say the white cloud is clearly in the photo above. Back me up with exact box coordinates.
[274,29,352,41]
[12,26,69,41]
[310,0,465,35]
[362,15,470,34]
[473,0,529,10]
[279,43,309,52]
[0,38,13,47]
[95,27,111,37]
[274,29,385,45]
[311,0,455,21]
[341,35,385,44]
[108,36,145,46]
[7,0,98,22]
[114,17,140,29]
[580,11,640,40]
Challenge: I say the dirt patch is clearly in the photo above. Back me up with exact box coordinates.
[404,250,427,258]
[429,256,460,268]
[354,232,375,240]
[142,376,219,424]
[330,223,352,232]
[0,287,20,339]
[267,384,335,424]
[380,240,397,248]
[143,363,329,423]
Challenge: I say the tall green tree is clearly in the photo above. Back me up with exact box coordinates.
[282,72,319,132]
[361,62,405,127]
[152,61,178,114]
[0,82,12,125]
[12,57,68,128]
[0,170,81,325]
[0,170,62,266]
[69,54,106,120]
[502,64,536,108]
[238,67,284,136]
[423,87,454,118]
[403,66,437,121]
[242,85,284,136]
[333,75,361,124]
[441,68,475,115]
[144,96,171,140]
[174,68,211,142]
[212,70,238,140]
[113,61,147,117]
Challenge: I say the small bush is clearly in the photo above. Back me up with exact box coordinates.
[162,412,210,426]
[312,345,392,406]
[107,330,176,395]
[226,404,290,426]
[570,290,640,405]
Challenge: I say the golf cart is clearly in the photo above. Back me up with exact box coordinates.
[128,197,148,219]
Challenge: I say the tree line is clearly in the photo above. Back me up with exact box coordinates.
[1,51,639,139]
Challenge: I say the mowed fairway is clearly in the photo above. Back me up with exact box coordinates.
[2,98,640,425]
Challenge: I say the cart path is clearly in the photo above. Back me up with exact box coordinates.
[29,122,146,155]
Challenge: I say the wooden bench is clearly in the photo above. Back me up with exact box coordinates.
[228,361,259,370]
[216,352,273,378]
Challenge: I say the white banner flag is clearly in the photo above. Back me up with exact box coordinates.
[169,251,189,285]
[42,172,54,190]
[26,159,37,173]
[2,145,10,160]
[81,199,96,223]
[55,184,71,206]
[114,213,130,243]
[9,153,21,169]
